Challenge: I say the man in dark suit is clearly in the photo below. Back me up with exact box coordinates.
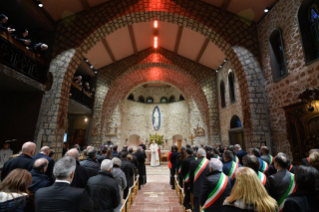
[268,155,296,210]
[29,158,52,193]
[268,152,295,175]
[1,141,36,181]
[35,156,93,212]
[181,148,195,211]
[80,147,100,177]
[128,147,139,169]
[120,151,135,198]
[260,146,273,165]
[302,149,319,166]
[234,144,247,165]
[222,150,242,179]
[189,148,210,212]
[33,146,55,182]
[66,148,90,188]
[199,158,232,212]
[133,147,147,189]
[169,146,179,189]
[112,145,120,158]
[250,148,269,175]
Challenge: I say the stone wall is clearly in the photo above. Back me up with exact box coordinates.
[217,61,243,145]
[257,0,319,159]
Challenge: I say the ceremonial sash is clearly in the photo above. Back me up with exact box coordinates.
[216,155,220,160]
[195,157,198,160]
[194,158,209,182]
[307,157,310,163]
[184,172,190,183]
[278,173,296,212]
[258,171,266,186]
[202,173,228,211]
[288,165,293,172]
[178,165,181,174]
[227,161,238,179]
[261,160,268,174]
[234,155,239,164]
[269,154,274,164]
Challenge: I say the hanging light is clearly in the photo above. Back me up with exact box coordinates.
[37,1,43,7]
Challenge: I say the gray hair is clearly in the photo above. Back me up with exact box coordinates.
[112,157,122,167]
[209,158,223,172]
[53,156,76,180]
[41,43,48,48]
[101,159,113,171]
[197,148,206,157]
[33,158,48,172]
[87,147,97,158]
[277,152,286,157]
[234,144,241,149]
[41,146,50,152]
[65,148,80,159]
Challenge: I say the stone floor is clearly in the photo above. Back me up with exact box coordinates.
[129,165,184,212]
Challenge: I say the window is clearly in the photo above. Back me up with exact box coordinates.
[230,115,242,128]
[138,96,145,103]
[160,97,168,103]
[127,94,134,100]
[180,95,185,101]
[269,28,288,81]
[169,95,176,103]
[220,81,226,108]
[298,0,319,64]
[228,72,236,103]
[146,97,153,103]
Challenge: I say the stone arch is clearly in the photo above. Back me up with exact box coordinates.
[37,0,268,156]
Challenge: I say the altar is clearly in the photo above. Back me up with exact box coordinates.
[145,149,170,165]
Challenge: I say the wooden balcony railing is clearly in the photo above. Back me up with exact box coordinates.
[0,31,47,83]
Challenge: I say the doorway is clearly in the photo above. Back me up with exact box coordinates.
[172,134,183,151]
[229,115,246,150]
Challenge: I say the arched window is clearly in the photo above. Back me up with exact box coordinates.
[269,28,288,81]
[180,95,185,101]
[220,81,226,108]
[146,97,153,103]
[169,95,176,103]
[138,96,145,103]
[228,72,236,103]
[127,94,134,101]
[298,0,319,64]
[230,115,242,128]
[160,97,168,103]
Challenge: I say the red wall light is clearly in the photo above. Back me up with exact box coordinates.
[154,36,158,48]
[154,20,158,28]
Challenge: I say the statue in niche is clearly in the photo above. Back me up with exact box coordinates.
[152,106,161,131]
[194,124,205,137]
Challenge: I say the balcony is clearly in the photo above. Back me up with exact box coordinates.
[70,82,93,109]
[0,31,47,83]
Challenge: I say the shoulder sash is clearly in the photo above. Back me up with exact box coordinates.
[184,172,190,183]
[269,154,274,164]
[194,157,209,182]
[258,171,266,186]
[234,155,239,164]
[307,157,310,163]
[261,160,268,174]
[178,165,182,174]
[227,161,238,179]
[288,165,293,172]
[278,173,296,212]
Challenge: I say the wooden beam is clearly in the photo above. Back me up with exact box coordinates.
[128,25,138,54]
[174,26,183,54]
[221,0,232,11]
[102,38,116,63]
[195,38,210,63]
[79,0,90,12]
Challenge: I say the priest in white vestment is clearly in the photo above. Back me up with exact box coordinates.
[150,140,160,167]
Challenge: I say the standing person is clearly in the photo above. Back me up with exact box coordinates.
[1,141,36,181]
[120,152,135,199]
[260,146,274,165]
[309,151,319,195]
[283,166,319,212]
[169,146,179,189]
[86,159,121,212]
[200,158,232,212]
[133,147,147,188]
[0,169,35,212]
[0,140,13,170]
[234,144,247,165]
[29,158,52,194]
[33,146,55,182]
[97,146,109,163]
[112,146,120,158]
[150,140,160,167]
[139,140,146,151]
[177,146,187,187]
[80,147,100,177]
[105,138,113,147]
[222,167,277,212]
[222,150,242,180]
[302,149,319,166]
[112,158,127,212]
[268,155,296,211]
[250,148,269,175]
[189,148,210,212]
[128,147,139,169]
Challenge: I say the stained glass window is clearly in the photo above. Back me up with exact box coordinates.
[308,2,319,59]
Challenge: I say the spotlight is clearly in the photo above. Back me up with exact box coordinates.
[94,71,97,74]
[224,59,228,63]
[85,118,88,122]
[216,70,219,73]
[37,1,43,7]
[90,65,93,68]
[264,7,270,13]
[85,59,89,62]
[220,65,222,68]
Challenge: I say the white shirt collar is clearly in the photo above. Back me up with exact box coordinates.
[55,180,70,184]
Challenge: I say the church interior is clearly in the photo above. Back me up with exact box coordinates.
[1,0,319,165]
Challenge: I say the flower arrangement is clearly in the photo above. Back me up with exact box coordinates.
[149,133,164,145]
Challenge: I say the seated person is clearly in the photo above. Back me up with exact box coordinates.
[0,15,14,34]
[30,43,48,57]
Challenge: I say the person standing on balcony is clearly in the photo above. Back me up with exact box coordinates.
[30,43,48,57]
[0,15,14,34]
[16,29,31,47]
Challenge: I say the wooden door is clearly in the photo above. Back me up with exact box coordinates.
[177,139,182,151]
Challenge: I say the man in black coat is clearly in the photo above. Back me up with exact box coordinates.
[1,141,36,181]
[301,149,319,166]
[86,159,120,212]
[189,148,210,212]
[66,148,90,188]
[260,146,274,165]
[128,147,139,169]
[169,146,179,189]
[181,148,196,211]
[269,155,296,210]
[35,156,93,212]
[268,152,296,176]
[199,158,232,212]
[234,144,247,165]
[133,147,147,189]
[30,43,48,57]
[80,147,100,177]
[33,146,55,182]
[29,158,52,193]
[139,141,146,151]
[120,151,135,198]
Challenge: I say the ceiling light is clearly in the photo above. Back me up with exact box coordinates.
[216,70,219,73]
[85,118,88,122]
[154,36,158,48]
[220,65,222,68]
[224,59,228,63]
[85,59,89,62]
[37,1,43,7]
[90,65,93,69]
[95,71,97,74]
[264,7,270,13]
[154,20,158,28]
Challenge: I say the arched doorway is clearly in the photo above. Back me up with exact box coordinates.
[172,134,183,152]
[228,115,245,150]
[128,134,141,150]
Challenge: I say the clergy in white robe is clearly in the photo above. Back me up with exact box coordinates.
[0,142,13,169]
[150,140,160,167]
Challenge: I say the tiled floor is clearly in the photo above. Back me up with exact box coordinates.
[129,165,184,212]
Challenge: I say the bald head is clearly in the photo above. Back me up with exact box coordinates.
[41,146,50,156]
[22,142,36,157]
[66,148,80,159]
[33,158,48,173]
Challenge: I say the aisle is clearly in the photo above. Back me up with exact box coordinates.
[129,165,184,212]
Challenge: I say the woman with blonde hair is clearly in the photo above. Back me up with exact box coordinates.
[78,149,88,161]
[222,167,277,212]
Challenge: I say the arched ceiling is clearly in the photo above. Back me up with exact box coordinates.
[41,0,276,23]
[85,21,226,70]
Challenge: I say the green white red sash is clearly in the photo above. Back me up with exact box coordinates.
[307,157,310,163]
[194,157,209,182]
[261,160,268,174]
[278,173,296,212]
[288,165,293,172]
[184,172,190,183]
[258,171,266,186]
[202,173,228,211]
[227,161,238,179]
[234,156,239,164]
[216,155,220,160]
[269,154,274,164]
[178,165,181,174]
